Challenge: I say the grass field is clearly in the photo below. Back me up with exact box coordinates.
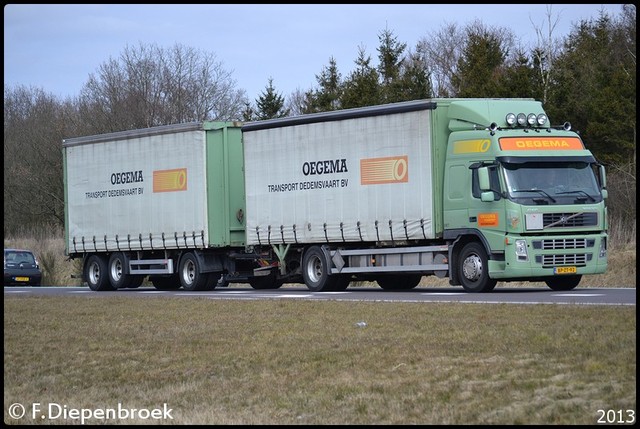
[3,296,636,425]
[4,230,636,424]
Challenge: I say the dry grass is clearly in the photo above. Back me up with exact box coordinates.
[4,297,636,425]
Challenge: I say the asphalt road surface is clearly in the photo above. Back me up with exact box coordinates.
[4,285,636,306]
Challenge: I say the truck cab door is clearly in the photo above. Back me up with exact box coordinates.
[467,164,506,252]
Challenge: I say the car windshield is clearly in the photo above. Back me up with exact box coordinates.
[6,251,36,264]
[502,161,602,205]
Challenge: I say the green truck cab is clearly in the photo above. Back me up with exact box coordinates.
[439,99,607,292]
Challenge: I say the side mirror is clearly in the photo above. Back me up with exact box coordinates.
[481,191,495,202]
[478,167,491,191]
[598,164,607,189]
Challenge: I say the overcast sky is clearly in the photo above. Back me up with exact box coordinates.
[4,4,624,101]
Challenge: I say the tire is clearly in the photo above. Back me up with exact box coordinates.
[179,252,210,291]
[545,275,582,291]
[302,246,338,292]
[108,252,133,289]
[457,242,497,293]
[127,275,145,289]
[85,254,113,291]
[249,273,283,290]
[377,274,422,290]
[150,274,181,290]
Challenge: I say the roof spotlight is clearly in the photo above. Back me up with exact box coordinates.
[527,113,537,126]
[516,113,527,126]
[505,113,516,126]
[536,114,547,126]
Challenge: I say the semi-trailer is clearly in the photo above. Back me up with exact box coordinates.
[63,98,608,292]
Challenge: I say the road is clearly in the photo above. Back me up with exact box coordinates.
[4,285,636,306]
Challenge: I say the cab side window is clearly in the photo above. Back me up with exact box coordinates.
[471,166,501,200]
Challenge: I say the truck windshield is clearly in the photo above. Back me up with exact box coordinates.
[502,161,602,205]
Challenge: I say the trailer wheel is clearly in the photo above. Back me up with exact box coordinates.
[108,252,133,289]
[85,254,113,291]
[302,246,338,292]
[457,242,497,293]
[126,275,145,289]
[179,252,210,291]
[377,274,422,290]
[545,275,582,291]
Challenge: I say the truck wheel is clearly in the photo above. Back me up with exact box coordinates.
[127,275,145,289]
[108,252,133,289]
[85,254,114,291]
[545,275,582,291]
[377,274,422,290]
[179,252,210,291]
[150,274,181,290]
[457,242,497,293]
[302,246,338,292]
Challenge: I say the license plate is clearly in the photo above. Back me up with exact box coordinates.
[15,276,30,282]
[554,266,577,274]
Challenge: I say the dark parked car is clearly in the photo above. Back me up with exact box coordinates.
[4,248,42,286]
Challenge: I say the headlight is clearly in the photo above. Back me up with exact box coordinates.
[515,239,528,261]
[599,237,607,258]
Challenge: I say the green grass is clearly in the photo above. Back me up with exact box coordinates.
[4,296,636,425]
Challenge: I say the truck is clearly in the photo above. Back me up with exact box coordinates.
[63,98,608,293]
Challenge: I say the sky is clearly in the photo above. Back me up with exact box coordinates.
[4,4,625,102]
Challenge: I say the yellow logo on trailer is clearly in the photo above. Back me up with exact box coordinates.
[153,168,187,193]
[360,156,408,185]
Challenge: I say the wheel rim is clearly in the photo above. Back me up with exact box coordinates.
[462,254,483,282]
[89,262,101,285]
[111,258,123,282]
[182,259,196,286]
[306,255,323,284]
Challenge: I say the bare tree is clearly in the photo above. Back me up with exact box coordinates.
[285,87,309,117]
[530,4,563,103]
[4,85,71,232]
[77,42,248,134]
[416,22,465,97]
[419,20,519,98]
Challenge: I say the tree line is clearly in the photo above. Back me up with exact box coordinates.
[3,5,635,236]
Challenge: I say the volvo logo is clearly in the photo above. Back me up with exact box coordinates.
[559,215,568,224]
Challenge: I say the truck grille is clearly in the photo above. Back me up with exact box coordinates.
[543,212,597,228]
[533,238,594,250]
[536,253,591,267]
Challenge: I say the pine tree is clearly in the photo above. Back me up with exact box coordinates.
[377,28,407,102]
[309,57,343,112]
[255,77,290,120]
[341,46,381,108]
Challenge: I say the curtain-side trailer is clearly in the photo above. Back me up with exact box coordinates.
[242,99,608,292]
[63,121,263,291]
[64,99,608,293]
